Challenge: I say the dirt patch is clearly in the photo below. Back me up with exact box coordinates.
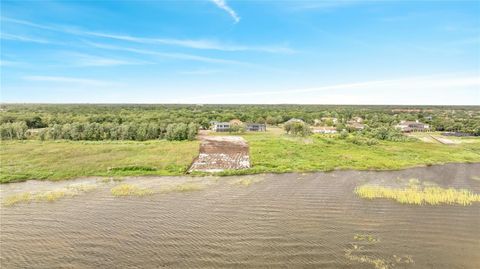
[189,135,250,172]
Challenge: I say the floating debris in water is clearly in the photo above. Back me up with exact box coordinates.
[355,179,480,206]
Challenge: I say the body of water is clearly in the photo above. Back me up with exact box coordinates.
[1,163,479,268]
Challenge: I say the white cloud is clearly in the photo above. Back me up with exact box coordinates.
[86,41,249,65]
[2,17,295,53]
[64,52,149,67]
[0,33,52,44]
[23,76,117,87]
[83,31,294,53]
[209,0,240,23]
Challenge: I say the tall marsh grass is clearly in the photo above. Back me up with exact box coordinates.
[355,181,480,206]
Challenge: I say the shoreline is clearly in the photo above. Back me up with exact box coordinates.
[3,161,479,185]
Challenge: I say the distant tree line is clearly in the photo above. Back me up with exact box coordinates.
[0,122,198,141]
[1,104,479,141]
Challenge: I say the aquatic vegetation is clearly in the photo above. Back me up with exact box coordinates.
[34,190,69,202]
[345,234,413,269]
[355,181,480,206]
[2,183,98,206]
[354,234,379,243]
[345,247,391,269]
[237,178,254,186]
[98,177,125,184]
[3,192,32,206]
[110,184,154,197]
[393,255,414,264]
[98,177,112,183]
[232,176,264,187]
[471,176,480,181]
[67,183,97,192]
[168,182,204,192]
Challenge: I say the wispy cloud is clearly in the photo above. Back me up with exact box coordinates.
[0,33,52,44]
[23,75,117,86]
[86,41,249,65]
[83,31,294,53]
[64,52,150,67]
[2,17,294,53]
[210,0,240,23]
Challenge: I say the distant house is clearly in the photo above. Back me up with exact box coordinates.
[211,122,231,132]
[246,123,266,132]
[395,120,430,132]
[312,126,337,134]
[212,120,265,132]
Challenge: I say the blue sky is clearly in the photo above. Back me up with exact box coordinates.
[1,0,479,104]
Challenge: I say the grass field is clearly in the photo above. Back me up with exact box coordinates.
[1,128,480,182]
[0,140,199,183]
[235,129,480,174]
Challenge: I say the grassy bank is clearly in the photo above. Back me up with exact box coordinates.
[1,129,480,182]
[237,131,480,174]
[0,140,199,183]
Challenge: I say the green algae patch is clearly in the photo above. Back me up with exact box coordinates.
[355,182,480,206]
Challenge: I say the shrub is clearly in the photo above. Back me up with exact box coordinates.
[0,122,28,140]
[166,123,198,141]
[284,121,311,136]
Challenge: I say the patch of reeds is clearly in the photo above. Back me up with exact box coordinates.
[354,234,379,243]
[2,183,98,206]
[110,184,154,197]
[355,181,480,206]
[3,192,33,206]
[164,182,204,193]
[345,247,391,269]
[471,176,480,181]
